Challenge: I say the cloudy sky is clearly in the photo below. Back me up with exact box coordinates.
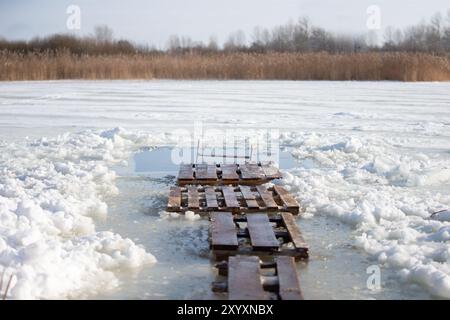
[0,0,448,47]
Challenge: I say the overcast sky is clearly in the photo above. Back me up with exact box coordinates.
[0,0,448,47]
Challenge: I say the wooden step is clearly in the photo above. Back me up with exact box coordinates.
[210,212,238,250]
[239,186,259,209]
[187,186,200,210]
[167,185,300,215]
[228,256,268,300]
[178,164,194,181]
[247,214,279,251]
[276,256,303,300]
[255,185,278,210]
[239,164,265,180]
[205,186,219,210]
[273,186,299,212]
[209,212,308,260]
[177,163,282,186]
[212,255,303,300]
[221,164,239,182]
[195,164,218,181]
[167,187,181,211]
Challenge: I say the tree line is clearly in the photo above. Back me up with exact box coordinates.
[1,12,449,56]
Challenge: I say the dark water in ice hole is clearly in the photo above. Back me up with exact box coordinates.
[93,147,430,300]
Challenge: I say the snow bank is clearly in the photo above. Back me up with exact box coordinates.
[0,128,168,299]
[281,132,450,299]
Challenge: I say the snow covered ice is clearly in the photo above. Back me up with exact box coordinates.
[0,80,450,299]
[0,128,159,299]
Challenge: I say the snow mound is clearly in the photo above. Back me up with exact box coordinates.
[0,128,165,299]
[281,132,450,299]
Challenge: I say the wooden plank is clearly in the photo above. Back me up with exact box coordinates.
[246,214,279,251]
[178,164,194,180]
[222,186,240,209]
[221,164,239,181]
[167,187,181,210]
[206,164,218,180]
[239,186,259,209]
[273,186,299,209]
[239,164,265,180]
[210,212,238,250]
[187,186,200,209]
[276,256,303,300]
[205,186,219,209]
[281,213,308,250]
[255,185,278,209]
[195,164,208,180]
[228,256,268,300]
[261,164,282,179]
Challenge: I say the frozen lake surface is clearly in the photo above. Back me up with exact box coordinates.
[0,80,449,299]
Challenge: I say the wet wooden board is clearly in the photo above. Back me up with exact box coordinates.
[261,164,282,179]
[273,186,299,211]
[256,185,278,210]
[210,213,309,260]
[187,186,200,209]
[246,214,279,251]
[221,164,239,182]
[195,164,208,179]
[239,186,259,209]
[210,212,238,250]
[167,185,300,214]
[228,256,268,300]
[212,255,303,300]
[205,186,219,210]
[276,256,303,300]
[281,212,308,251]
[195,164,218,180]
[178,164,194,180]
[222,186,240,209]
[177,163,282,186]
[167,187,181,210]
[239,164,265,180]
[206,164,218,180]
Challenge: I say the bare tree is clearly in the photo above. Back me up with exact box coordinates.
[94,25,114,43]
[207,35,219,51]
[445,10,450,50]
[251,26,264,45]
[224,30,246,51]
[427,12,443,52]
[167,35,181,52]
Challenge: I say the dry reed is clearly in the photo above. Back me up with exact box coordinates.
[1,51,449,81]
[0,268,14,300]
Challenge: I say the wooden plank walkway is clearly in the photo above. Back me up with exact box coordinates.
[166,185,300,215]
[166,161,309,300]
[209,212,309,260]
[177,163,282,186]
[212,255,303,300]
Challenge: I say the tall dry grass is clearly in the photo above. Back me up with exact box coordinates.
[1,51,449,81]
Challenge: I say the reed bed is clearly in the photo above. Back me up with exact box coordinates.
[1,51,449,81]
